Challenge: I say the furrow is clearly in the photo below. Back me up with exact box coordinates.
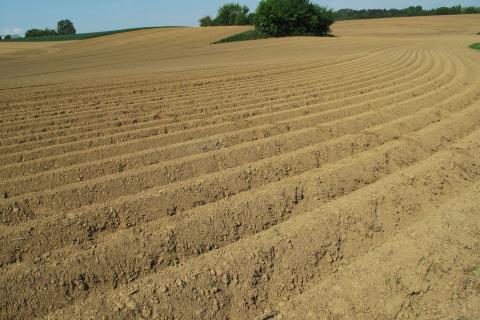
[0,51,382,121]
[0,49,453,224]
[0,49,410,147]
[5,102,480,320]
[0,49,434,169]
[277,183,480,320]
[0,50,392,133]
[1,66,477,265]
[0,51,429,194]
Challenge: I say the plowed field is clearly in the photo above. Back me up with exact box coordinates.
[1,14,480,320]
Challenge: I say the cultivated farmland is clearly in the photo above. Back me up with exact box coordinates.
[0,14,480,320]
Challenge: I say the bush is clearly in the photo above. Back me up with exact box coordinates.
[57,19,76,35]
[254,0,334,37]
[213,30,270,43]
[25,28,57,38]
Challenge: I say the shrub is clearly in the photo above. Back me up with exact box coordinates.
[254,0,334,37]
[213,30,270,43]
[57,19,76,35]
[25,28,57,38]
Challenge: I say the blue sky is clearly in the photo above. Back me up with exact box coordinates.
[1,0,478,36]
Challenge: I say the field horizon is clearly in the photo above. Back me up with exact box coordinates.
[1,14,480,320]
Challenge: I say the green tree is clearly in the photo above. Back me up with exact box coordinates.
[335,5,480,20]
[199,15,214,27]
[254,0,334,37]
[405,6,423,16]
[57,19,76,35]
[214,3,251,25]
[247,12,256,24]
[4,35,11,39]
[462,7,480,14]
[25,28,57,38]
[435,6,461,15]
[463,6,480,14]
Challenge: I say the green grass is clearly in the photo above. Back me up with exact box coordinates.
[0,26,182,42]
[470,43,480,50]
[213,30,271,44]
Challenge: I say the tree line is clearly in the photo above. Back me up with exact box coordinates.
[335,5,480,20]
[0,19,76,40]
[25,19,76,38]
[200,2,480,27]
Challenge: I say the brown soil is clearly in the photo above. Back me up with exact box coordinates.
[0,14,479,320]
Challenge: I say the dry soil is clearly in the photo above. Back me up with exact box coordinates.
[0,14,479,320]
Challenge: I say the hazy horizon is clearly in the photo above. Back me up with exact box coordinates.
[1,0,479,36]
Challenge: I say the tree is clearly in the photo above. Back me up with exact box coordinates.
[4,35,11,39]
[25,28,57,38]
[214,3,251,25]
[199,15,214,27]
[247,13,256,25]
[57,19,76,35]
[0,35,2,40]
[405,6,423,16]
[254,0,335,37]
[462,6,480,14]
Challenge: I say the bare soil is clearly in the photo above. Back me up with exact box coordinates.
[0,14,479,320]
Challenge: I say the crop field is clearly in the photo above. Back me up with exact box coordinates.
[0,14,480,320]
[0,26,182,42]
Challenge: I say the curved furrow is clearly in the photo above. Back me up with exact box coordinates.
[0,50,391,130]
[0,49,452,223]
[0,49,407,140]
[0,49,412,150]
[0,49,431,167]
[0,53,358,109]
[1,49,474,247]
[0,48,408,132]
[0,50,409,146]
[0,51,383,120]
[0,51,411,144]
[0,50,421,172]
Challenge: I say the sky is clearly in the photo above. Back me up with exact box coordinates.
[1,0,479,36]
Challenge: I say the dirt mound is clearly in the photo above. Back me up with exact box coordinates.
[0,14,479,320]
